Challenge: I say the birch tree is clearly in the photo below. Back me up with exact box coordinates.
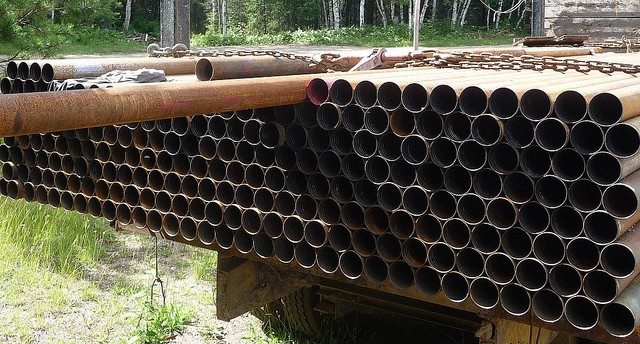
[331,0,340,28]
[419,0,428,28]
[123,0,132,31]
[459,0,471,27]
[451,0,459,26]
[221,0,227,35]
[375,0,387,27]
[359,0,366,28]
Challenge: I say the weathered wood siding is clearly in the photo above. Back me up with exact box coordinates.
[544,0,640,40]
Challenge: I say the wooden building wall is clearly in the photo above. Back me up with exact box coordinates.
[544,0,640,40]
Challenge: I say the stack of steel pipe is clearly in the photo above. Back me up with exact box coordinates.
[3,52,640,338]
[302,63,640,337]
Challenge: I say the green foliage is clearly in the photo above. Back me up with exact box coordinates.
[192,24,514,48]
[0,0,121,58]
[0,197,113,276]
[130,301,193,344]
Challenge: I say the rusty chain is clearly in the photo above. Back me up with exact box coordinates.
[148,43,640,74]
[147,43,344,71]
[394,52,640,74]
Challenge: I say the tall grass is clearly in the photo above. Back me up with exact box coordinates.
[192,24,516,48]
[0,197,113,276]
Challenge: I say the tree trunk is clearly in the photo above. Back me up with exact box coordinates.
[211,0,218,33]
[359,0,366,28]
[459,0,471,27]
[419,0,429,28]
[508,0,516,21]
[495,0,503,29]
[451,0,459,27]
[375,0,388,27]
[400,5,405,24]
[124,0,132,32]
[431,0,437,21]
[516,3,526,28]
[221,0,227,35]
[408,0,413,28]
[391,3,398,24]
[332,0,340,29]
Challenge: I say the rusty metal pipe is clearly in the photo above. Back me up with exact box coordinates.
[565,295,599,330]
[274,236,295,263]
[316,246,339,274]
[1,77,14,94]
[400,135,429,166]
[470,277,499,310]
[388,109,414,138]
[197,221,215,245]
[471,168,502,200]
[377,182,402,211]
[502,227,532,259]
[38,57,199,82]
[605,117,640,158]
[223,204,242,230]
[532,289,564,323]
[585,210,638,245]
[339,250,363,280]
[428,242,456,273]
[0,73,318,137]
[486,197,517,230]
[550,206,583,239]
[304,220,329,248]
[471,223,500,254]
[329,224,351,252]
[551,148,585,182]
[485,252,516,285]
[456,247,484,278]
[251,232,272,259]
[216,180,236,205]
[388,208,412,240]
[388,261,414,290]
[234,229,253,254]
[340,201,364,230]
[352,229,376,257]
[500,284,531,316]
[568,179,601,212]
[601,275,640,337]
[515,258,547,292]
[549,263,582,297]
[566,238,599,273]
[196,55,317,81]
[603,170,640,219]
[533,232,566,265]
[414,266,441,295]
[390,160,416,187]
[503,172,534,204]
[377,233,402,262]
[274,190,294,215]
[215,225,234,250]
[362,106,389,135]
[534,175,567,209]
[363,255,388,284]
[589,84,640,126]
[442,271,469,303]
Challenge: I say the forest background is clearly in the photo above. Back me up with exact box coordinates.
[0,0,529,58]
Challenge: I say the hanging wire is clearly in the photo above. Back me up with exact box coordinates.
[478,0,526,15]
[149,235,166,306]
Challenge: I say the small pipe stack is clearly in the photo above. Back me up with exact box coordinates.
[4,52,640,339]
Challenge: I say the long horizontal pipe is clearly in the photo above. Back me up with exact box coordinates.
[0,74,314,137]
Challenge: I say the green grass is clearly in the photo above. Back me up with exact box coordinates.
[0,197,219,342]
[193,24,516,48]
[0,197,113,276]
[0,28,146,58]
